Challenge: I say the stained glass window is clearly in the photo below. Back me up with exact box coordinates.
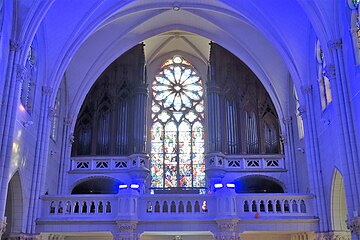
[151,56,205,191]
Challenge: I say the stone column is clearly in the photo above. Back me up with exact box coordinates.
[282,116,299,192]
[57,116,73,194]
[327,38,360,240]
[25,86,53,233]
[0,61,27,220]
[299,85,330,232]
[113,221,140,240]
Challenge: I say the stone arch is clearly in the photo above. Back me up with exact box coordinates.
[70,176,123,194]
[331,168,348,231]
[4,171,23,237]
[233,175,285,193]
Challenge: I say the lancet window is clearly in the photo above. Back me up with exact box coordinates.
[150,56,205,191]
[316,41,332,110]
[20,43,36,113]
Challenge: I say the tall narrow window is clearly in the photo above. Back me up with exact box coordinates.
[50,90,61,141]
[20,44,36,113]
[151,56,205,191]
[316,41,332,110]
[294,87,304,140]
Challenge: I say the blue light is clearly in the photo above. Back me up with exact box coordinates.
[119,184,128,189]
[130,184,140,189]
[214,183,223,189]
[226,183,235,189]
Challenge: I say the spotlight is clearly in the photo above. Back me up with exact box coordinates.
[130,184,140,189]
[214,183,223,189]
[119,184,128,189]
[226,183,235,189]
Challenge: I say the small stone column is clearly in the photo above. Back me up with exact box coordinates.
[113,221,140,240]
[204,152,226,192]
[128,153,150,193]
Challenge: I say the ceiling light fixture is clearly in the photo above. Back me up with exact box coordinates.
[172,2,180,11]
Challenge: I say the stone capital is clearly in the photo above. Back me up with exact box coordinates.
[16,65,27,83]
[324,64,336,80]
[301,85,312,96]
[64,116,73,126]
[327,38,342,50]
[282,116,292,125]
[42,86,53,96]
[297,106,306,120]
[10,40,23,52]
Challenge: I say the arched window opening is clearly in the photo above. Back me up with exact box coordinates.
[150,56,205,193]
[20,42,37,114]
[71,178,121,194]
[234,176,284,193]
[50,89,61,141]
[294,88,304,140]
[316,41,332,110]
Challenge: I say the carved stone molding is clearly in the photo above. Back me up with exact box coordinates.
[324,64,336,80]
[42,86,53,96]
[16,65,27,83]
[116,220,138,232]
[214,235,241,240]
[112,233,140,240]
[327,39,342,50]
[64,116,73,126]
[216,218,239,232]
[346,217,360,235]
[8,233,42,240]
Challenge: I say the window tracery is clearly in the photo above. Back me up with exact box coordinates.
[150,56,205,190]
[50,89,61,141]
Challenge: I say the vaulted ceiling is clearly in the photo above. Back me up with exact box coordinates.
[21,0,337,124]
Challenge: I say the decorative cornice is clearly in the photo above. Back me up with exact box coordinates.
[324,64,336,80]
[327,38,343,50]
[42,86,53,96]
[346,217,360,235]
[16,65,27,83]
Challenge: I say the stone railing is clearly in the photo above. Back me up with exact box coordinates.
[138,194,215,220]
[206,153,285,171]
[70,154,149,172]
[236,193,314,218]
[40,193,314,221]
[40,194,118,219]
